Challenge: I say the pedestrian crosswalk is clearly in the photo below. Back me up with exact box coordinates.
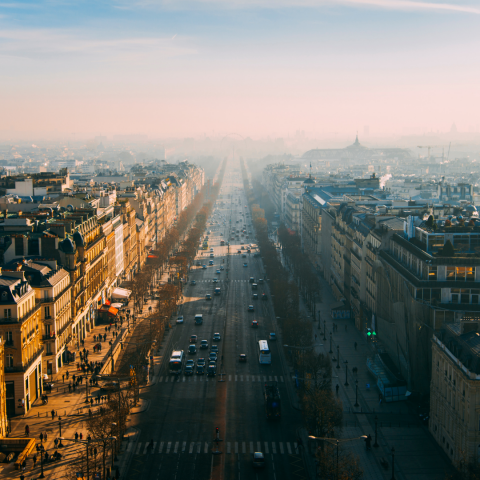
[157,374,285,383]
[196,279,251,283]
[128,440,299,456]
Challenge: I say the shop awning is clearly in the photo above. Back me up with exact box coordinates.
[112,287,132,299]
[99,305,119,316]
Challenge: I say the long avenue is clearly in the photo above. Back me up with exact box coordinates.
[125,163,309,480]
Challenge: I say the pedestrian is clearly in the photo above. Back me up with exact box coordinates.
[66,370,69,379]
[20,474,24,480]
[75,432,79,442]
[336,384,339,395]
[51,409,55,420]
[73,374,76,382]
[89,409,92,417]
[54,438,58,448]
[62,373,65,383]
[73,383,76,392]
[80,432,83,440]
[25,425,29,436]
[44,432,48,442]
[40,433,44,443]
[354,341,357,351]
[90,398,94,407]
[33,453,37,467]
[104,333,107,341]
[105,326,108,333]
[68,384,71,393]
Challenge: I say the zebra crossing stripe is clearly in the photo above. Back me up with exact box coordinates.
[287,443,292,454]
[152,442,157,453]
[264,442,269,454]
[126,443,133,453]
[280,376,284,382]
[274,376,278,382]
[174,442,179,454]
[182,441,186,453]
[240,375,243,382]
[197,443,201,454]
[263,376,267,382]
[159,377,163,382]
[246,375,249,381]
[135,443,142,455]
[269,376,273,381]
[159,442,164,453]
[227,442,231,454]
[229,375,232,381]
[166,442,172,454]
[257,442,261,452]
[189,442,194,454]
[235,442,238,454]
[250,442,254,453]
[204,442,209,454]
[279,442,284,454]
[182,377,186,382]
[272,442,276,454]
[242,442,246,454]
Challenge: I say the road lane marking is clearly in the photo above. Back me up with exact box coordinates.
[174,442,179,453]
[151,442,157,453]
[240,375,243,381]
[274,376,278,381]
[182,441,186,453]
[269,376,273,381]
[126,443,133,453]
[166,442,172,454]
[227,442,231,454]
[197,442,202,454]
[159,377,163,382]
[246,375,249,381]
[263,376,267,382]
[242,442,246,454]
[159,442,164,453]
[189,442,194,454]
[257,442,261,452]
[135,443,142,455]
[234,442,238,454]
[229,375,232,381]
[279,442,284,454]
[280,376,284,382]
[204,442,209,454]
[286,443,292,454]
[272,442,276,454]
[265,442,269,454]
[182,377,186,382]
[250,442,254,453]
[194,376,197,382]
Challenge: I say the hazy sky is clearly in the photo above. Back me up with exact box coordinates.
[0,0,479,138]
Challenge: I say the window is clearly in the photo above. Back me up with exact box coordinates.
[5,331,13,345]
[456,267,466,281]
[447,266,455,280]
[467,267,475,281]
[429,266,438,281]
[4,309,11,319]
[45,306,50,319]
[6,354,13,368]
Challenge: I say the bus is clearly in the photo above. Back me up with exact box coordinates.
[169,350,185,374]
[258,341,271,365]
[202,240,208,250]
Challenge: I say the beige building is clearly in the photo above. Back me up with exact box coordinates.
[0,270,43,417]
[0,337,7,436]
[430,320,480,465]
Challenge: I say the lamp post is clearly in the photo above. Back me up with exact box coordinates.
[323,319,326,341]
[329,332,333,354]
[344,360,349,386]
[374,415,379,447]
[391,447,395,480]
[111,423,117,470]
[336,345,340,369]
[354,379,359,407]
[38,444,45,478]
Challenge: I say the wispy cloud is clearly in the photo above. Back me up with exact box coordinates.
[113,0,480,14]
[0,29,195,62]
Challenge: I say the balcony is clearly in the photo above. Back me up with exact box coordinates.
[42,334,56,341]
[5,346,44,373]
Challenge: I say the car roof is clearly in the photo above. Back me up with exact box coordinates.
[253,452,264,458]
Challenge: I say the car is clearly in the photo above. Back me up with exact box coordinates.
[252,283,258,290]
[200,340,209,349]
[213,278,218,283]
[209,260,214,265]
[211,345,219,353]
[239,354,247,363]
[186,359,195,368]
[210,253,214,258]
[196,365,205,375]
[248,305,254,312]
[243,263,248,267]
[220,265,224,270]
[252,294,258,300]
[188,344,197,354]
[197,358,206,366]
[207,365,216,377]
[220,233,223,236]
[269,333,276,341]
[190,335,197,343]
[258,278,264,284]
[261,293,268,301]
[253,452,265,468]
[213,332,221,341]
[202,265,207,269]
[176,316,184,324]
[242,254,247,258]
[252,320,259,328]
[216,269,221,274]
[249,277,255,283]
[209,352,217,362]
[210,248,214,252]
[247,249,251,253]
[241,246,245,250]
[190,280,196,285]
[205,294,212,300]
[237,250,241,253]
[184,365,194,376]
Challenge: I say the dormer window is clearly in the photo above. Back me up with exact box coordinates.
[1,291,7,300]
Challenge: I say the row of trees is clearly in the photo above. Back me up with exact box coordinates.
[242,161,362,480]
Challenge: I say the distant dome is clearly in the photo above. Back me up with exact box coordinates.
[72,231,85,247]
[61,238,75,254]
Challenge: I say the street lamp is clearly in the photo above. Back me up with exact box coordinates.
[374,415,379,447]
[344,360,349,386]
[308,435,367,480]
[38,444,45,478]
[336,345,340,369]
[323,319,326,341]
[354,379,359,407]
[329,332,333,354]
[58,417,64,447]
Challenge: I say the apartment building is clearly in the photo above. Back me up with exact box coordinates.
[0,337,7,436]
[0,270,43,416]
[430,319,480,465]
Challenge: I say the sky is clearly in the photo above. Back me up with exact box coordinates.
[0,0,479,139]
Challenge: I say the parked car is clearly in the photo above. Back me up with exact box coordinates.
[176,316,184,324]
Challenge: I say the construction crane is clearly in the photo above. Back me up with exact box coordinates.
[417,145,446,160]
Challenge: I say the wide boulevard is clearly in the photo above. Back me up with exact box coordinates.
[125,163,309,480]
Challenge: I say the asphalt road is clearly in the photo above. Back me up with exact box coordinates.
[125,166,309,480]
